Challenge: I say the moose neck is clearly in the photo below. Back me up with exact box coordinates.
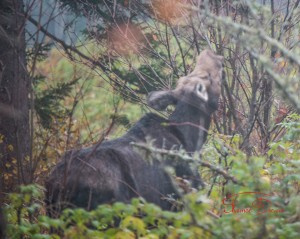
[169,101,212,153]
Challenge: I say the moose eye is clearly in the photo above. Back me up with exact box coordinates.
[196,83,208,101]
[197,83,204,92]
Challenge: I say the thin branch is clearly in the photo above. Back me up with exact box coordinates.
[131,142,241,185]
[169,24,187,75]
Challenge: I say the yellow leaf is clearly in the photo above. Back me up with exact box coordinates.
[140,234,159,239]
[25,156,30,162]
[0,134,4,144]
[260,169,269,176]
[121,216,146,236]
[7,144,14,152]
[114,230,135,239]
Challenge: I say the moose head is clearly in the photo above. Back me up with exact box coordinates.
[148,49,223,152]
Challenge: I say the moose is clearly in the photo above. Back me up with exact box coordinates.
[45,49,224,215]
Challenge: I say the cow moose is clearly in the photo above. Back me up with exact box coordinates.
[45,49,224,215]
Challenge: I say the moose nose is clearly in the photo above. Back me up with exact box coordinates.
[208,97,219,110]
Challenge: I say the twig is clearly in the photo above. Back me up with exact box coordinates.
[131,142,241,185]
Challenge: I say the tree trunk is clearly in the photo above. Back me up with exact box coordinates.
[261,0,275,151]
[0,0,31,197]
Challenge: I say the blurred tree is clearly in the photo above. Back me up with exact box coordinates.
[39,0,300,156]
[0,0,31,196]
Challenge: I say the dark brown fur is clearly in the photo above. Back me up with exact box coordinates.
[46,50,223,215]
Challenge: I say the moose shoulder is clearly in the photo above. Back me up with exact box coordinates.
[46,50,223,215]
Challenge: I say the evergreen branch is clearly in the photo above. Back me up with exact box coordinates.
[26,16,144,105]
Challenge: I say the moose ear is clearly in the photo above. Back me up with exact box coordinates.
[147,90,177,111]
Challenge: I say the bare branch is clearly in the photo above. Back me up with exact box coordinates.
[131,142,241,185]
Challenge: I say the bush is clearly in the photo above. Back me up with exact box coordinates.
[4,114,300,238]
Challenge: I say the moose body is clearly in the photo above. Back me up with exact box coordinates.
[46,50,223,214]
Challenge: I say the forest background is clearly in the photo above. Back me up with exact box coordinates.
[0,0,300,238]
